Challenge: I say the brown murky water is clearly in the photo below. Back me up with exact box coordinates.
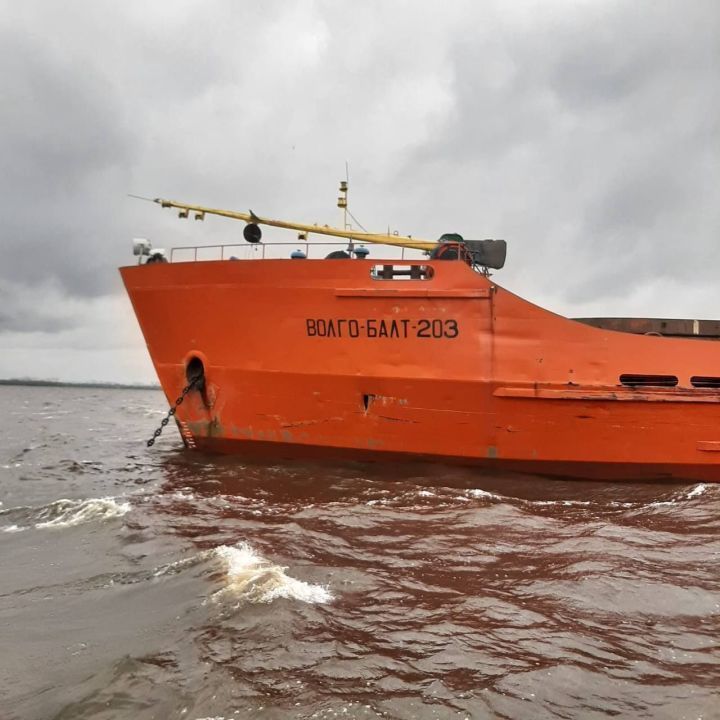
[1,385,718,719]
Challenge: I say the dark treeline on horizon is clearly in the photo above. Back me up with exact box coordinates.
[0,379,160,390]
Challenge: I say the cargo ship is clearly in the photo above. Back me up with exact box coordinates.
[121,188,720,482]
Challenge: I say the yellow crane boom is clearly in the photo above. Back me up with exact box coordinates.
[152,198,439,253]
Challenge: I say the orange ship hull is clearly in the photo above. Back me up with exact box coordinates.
[121,258,720,482]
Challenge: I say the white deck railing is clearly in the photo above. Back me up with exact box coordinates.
[169,241,428,263]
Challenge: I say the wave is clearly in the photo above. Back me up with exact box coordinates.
[211,542,333,605]
[1,497,130,531]
[466,488,505,501]
[36,498,131,528]
[641,484,711,508]
[529,499,594,507]
[150,541,333,605]
[685,484,707,499]
[362,481,716,514]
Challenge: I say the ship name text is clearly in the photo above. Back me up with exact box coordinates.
[305,318,459,339]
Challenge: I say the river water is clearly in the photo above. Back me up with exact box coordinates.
[1,385,718,719]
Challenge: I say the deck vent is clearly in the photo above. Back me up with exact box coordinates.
[690,376,720,388]
[619,374,678,388]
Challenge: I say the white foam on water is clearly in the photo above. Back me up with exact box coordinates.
[169,490,196,501]
[530,499,593,507]
[34,497,131,529]
[686,484,707,499]
[2,524,23,533]
[466,488,504,500]
[0,503,30,517]
[640,484,710,508]
[212,542,333,605]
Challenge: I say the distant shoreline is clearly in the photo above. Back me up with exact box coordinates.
[0,379,160,390]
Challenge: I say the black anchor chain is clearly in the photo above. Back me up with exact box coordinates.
[146,377,200,447]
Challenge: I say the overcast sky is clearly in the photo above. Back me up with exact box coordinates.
[1,0,718,383]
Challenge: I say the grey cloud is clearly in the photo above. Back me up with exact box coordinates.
[0,281,78,333]
[0,0,719,381]
[1,21,136,296]
[390,1,720,306]
[0,0,335,299]
[0,312,76,334]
